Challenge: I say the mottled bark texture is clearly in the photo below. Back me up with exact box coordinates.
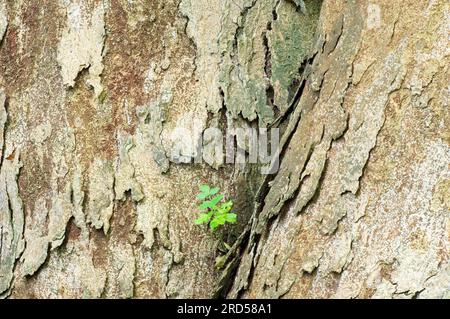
[0,0,448,299]
[226,0,450,299]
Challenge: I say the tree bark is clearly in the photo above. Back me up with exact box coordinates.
[0,0,448,299]
[225,0,450,299]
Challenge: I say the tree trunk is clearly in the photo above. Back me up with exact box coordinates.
[0,0,448,299]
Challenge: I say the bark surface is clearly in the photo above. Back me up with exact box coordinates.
[0,0,448,299]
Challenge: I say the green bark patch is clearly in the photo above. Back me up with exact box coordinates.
[268,0,322,111]
[218,0,321,126]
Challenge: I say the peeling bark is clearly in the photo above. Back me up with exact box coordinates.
[0,0,448,299]
[226,0,450,299]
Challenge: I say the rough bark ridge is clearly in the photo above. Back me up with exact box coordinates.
[0,0,448,299]
[226,0,450,299]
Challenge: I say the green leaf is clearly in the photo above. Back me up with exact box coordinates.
[209,187,220,195]
[210,194,223,206]
[221,201,233,212]
[199,184,210,193]
[194,212,212,225]
[197,192,208,200]
[225,213,237,223]
[214,215,226,225]
[198,201,214,210]
[210,219,219,231]
[194,185,237,232]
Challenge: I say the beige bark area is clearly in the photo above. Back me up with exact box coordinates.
[0,0,320,298]
[0,0,448,300]
[228,0,450,299]
[0,0,240,298]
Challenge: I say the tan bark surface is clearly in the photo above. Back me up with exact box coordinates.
[228,0,450,299]
[0,0,448,299]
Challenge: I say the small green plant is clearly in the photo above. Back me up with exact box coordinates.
[194,184,237,231]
